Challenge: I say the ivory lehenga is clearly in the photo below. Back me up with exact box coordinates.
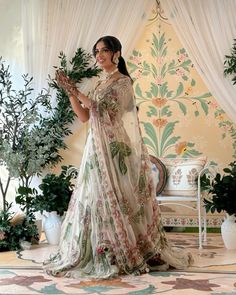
[44,75,193,278]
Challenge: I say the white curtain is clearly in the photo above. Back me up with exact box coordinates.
[21,0,153,95]
[160,0,236,123]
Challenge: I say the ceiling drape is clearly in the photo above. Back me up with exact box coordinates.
[160,0,236,122]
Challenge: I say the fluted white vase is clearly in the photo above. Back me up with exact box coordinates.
[221,214,236,250]
[44,211,61,245]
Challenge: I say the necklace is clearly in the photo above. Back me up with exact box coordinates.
[100,68,119,84]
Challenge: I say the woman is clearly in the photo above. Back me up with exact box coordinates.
[44,36,193,279]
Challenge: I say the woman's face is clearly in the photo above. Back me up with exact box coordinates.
[94,41,115,70]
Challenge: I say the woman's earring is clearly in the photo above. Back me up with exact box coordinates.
[114,57,119,65]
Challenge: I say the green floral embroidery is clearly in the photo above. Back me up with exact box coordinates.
[129,206,145,224]
[83,162,90,184]
[64,222,72,240]
[138,174,146,193]
[98,93,119,119]
[110,141,132,175]
[120,199,132,216]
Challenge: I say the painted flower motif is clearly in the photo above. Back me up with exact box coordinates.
[97,246,109,255]
[155,76,164,85]
[130,56,142,64]
[208,101,218,109]
[175,142,187,155]
[178,53,187,63]
[152,97,167,108]
[134,71,142,79]
[0,231,6,240]
[176,68,185,77]
[185,86,193,95]
[216,113,225,121]
[222,124,232,132]
[156,57,164,65]
[153,118,168,128]
[97,247,105,254]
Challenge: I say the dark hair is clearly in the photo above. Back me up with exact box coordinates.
[93,36,132,81]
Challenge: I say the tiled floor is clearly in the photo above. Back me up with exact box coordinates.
[0,232,236,294]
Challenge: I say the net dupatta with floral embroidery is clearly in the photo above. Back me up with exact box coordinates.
[43,76,193,279]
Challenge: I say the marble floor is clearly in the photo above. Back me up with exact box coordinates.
[0,232,236,295]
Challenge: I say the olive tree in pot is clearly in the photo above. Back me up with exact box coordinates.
[33,166,78,245]
[201,161,236,249]
[1,48,100,250]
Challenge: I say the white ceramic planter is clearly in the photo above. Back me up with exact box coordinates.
[44,211,61,245]
[221,214,236,250]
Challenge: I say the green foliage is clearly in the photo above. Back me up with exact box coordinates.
[33,166,78,216]
[15,186,38,217]
[202,161,236,216]
[0,203,38,251]
[224,39,236,85]
[0,48,100,212]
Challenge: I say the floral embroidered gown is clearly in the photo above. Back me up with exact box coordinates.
[44,75,193,278]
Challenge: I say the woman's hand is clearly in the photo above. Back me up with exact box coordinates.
[55,70,78,97]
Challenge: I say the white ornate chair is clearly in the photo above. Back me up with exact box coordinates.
[150,155,211,249]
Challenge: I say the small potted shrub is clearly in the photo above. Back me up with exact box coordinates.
[0,203,39,251]
[201,161,236,249]
[33,165,78,245]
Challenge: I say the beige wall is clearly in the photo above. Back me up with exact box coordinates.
[125,2,235,227]
[128,3,235,168]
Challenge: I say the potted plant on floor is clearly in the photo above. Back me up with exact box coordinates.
[0,48,100,250]
[33,165,78,245]
[201,161,236,249]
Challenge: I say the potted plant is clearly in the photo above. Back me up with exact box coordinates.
[201,161,236,249]
[33,165,78,245]
[0,203,39,251]
[0,49,100,250]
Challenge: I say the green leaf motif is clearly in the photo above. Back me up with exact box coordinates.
[135,84,143,98]
[200,101,209,115]
[142,122,159,156]
[148,105,158,117]
[151,47,157,58]
[177,101,187,115]
[109,141,131,175]
[191,79,196,86]
[127,62,138,73]
[150,82,158,97]
[151,63,157,76]
[160,82,168,97]
[160,121,179,154]
[153,34,159,50]
[169,70,176,75]
[142,71,150,76]
[175,82,184,97]
[132,50,139,57]
[161,63,167,77]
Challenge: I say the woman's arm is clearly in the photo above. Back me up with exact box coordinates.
[56,70,91,122]
[68,94,90,123]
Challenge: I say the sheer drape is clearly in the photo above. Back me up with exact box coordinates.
[21,0,153,96]
[160,0,236,122]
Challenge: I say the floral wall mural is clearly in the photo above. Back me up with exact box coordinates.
[128,4,236,163]
[127,1,236,227]
[128,33,212,158]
